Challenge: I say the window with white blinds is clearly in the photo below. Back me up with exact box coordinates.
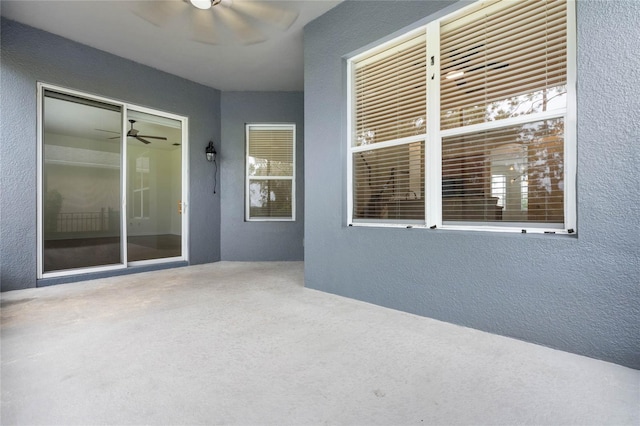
[353,141,425,222]
[440,0,567,130]
[354,32,427,146]
[442,119,564,224]
[246,124,295,221]
[351,31,427,222]
[348,0,575,233]
[440,0,567,226]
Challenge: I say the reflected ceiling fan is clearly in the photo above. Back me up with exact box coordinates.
[106,120,168,145]
[133,0,299,45]
[443,44,509,92]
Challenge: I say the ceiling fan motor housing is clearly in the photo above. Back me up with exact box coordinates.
[125,119,167,144]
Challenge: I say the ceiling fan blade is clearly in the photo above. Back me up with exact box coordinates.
[190,6,218,45]
[231,1,298,31]
[108,135,121,140]
[132,0,184,27]
[137,135,168,140]
[215,5,266,45]
[136,136,152,145]
[95,128,120,135]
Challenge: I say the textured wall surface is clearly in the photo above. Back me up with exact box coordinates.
[304,1,640,368]
[220,92,304,261]
[1,18,222,291]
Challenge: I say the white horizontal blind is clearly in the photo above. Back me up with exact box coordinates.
[354,32,427,146]
[442,119,564,224]
[353,141,425,221]
[350,32,427,222]
[248,128,294,177]
[440,0,567,226]
[246,125,294,220]
[440,0,567,130]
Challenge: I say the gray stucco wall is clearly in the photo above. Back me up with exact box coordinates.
[304,0,640,369]
[220,92,304,261]
[1,18,222,291]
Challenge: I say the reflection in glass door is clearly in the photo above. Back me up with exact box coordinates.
[39,85,188,279]
[41,90,123,273]
[126,111,182,262]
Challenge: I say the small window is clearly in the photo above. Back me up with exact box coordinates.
[245,124,295,221]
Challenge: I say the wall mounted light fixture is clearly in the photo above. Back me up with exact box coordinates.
[206,141,217,162]
[206,141,218,194]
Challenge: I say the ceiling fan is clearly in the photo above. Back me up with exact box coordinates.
[106,120,168,145]
[133,0,299,45]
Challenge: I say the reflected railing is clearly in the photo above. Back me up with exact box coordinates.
[51,209,117,233]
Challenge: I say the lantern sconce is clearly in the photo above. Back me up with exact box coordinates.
[205,141,218,194]
[206,141,217,162]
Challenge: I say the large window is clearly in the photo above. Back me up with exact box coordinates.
[348,0,575,233]
[246,124,296,221]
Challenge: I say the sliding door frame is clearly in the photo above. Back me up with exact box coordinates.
[36,83,189,279]
[125,105,189,268]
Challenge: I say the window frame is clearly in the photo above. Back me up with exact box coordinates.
[133,152,150,219]
[36,82,190,279]
[346,0,576,235]
[245,123,296,222]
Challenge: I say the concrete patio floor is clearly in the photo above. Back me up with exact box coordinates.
[1,262,638,425]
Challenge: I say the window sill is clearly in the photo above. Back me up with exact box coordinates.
[348,222,576,236]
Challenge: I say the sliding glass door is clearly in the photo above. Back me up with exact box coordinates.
[126,110,183,262]
[41,90,124,274]
[38,84,188,278]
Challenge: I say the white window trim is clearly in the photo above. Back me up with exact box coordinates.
[245,123,296,222]
[346,0,577,235]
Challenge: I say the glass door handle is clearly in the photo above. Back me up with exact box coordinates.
[178,201,182,215]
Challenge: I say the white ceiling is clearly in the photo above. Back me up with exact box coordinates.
[1,0,342,91]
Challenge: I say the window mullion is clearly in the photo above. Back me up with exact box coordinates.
[564,0,577,232]
[347,59,355,225]
[245,124,251,221]
[249,176,292,181]
[351,134,425,153]
[426,21,441,228]
[440,109,566,138]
